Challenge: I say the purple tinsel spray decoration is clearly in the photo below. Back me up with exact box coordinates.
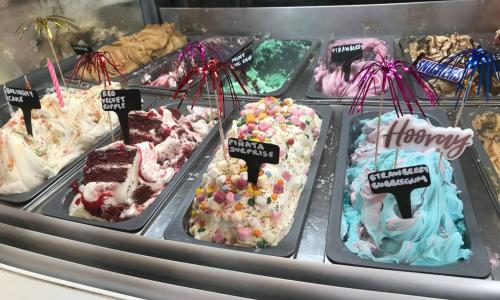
[341,52,438,171]
[173,41,253,159]
[343,52,438,117]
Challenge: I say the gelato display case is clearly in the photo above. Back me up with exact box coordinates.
[1,0,500,299]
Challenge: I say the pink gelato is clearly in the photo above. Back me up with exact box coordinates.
[141,61,188,89]
[313,38,389,97]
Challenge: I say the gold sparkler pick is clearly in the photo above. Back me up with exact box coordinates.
[16,15,80,87]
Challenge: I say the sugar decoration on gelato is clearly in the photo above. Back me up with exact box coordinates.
[189,97,321,247]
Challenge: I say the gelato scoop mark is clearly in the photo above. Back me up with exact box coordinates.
[341,111,471,266]
[313,38,389,97]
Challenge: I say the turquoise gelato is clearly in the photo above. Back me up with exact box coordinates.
[225,39,311,95]
[341,112,471,266]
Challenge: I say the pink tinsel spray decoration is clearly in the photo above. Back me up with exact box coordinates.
[47,58,64,108]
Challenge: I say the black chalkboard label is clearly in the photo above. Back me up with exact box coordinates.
[331,43,363,82]
[228,138,280,184]
[101,89,141,145]
[231,49,253,71]
[368,164,431,219]
[4,87,41,136]
[71,44,93,55]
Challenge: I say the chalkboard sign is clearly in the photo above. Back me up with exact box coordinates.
[331,43,363,82]
[228,138,280,184]
[368,164,431,219]
[4,87,41,136]
[71,44,93,56]
[415,58,464,83]
[101,89,141,145]
[231,49,253,71]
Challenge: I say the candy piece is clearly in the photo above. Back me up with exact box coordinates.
[271,211,282,224]
[235,178,247,190]
[226,192,235,202]
[213,191,226,204]
[282,170,292,181]
[237,226,252,241]
[246,114,256,124]
[213,230,225,243]
[258,121,271,131]
[273,184,284,194]
[196,192,206,203]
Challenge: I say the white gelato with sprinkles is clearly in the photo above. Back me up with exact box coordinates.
[189,97,321,248]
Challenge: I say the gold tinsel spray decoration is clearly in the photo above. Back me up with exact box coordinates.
[16,15,80,87]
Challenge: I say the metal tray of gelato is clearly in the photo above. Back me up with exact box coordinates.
[399,34,500,102]
[163,104,332,257]
[0,83,130,205]
[306,36,395,100]
[63,24,189,86]
[41,101,233,232]
[222,38,320,99]
[461,107,500,214]
[325,109,490,278]
[126,35,255,96]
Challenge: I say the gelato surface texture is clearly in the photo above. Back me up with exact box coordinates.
[0,83,120,195]
[313,38,389,97]
[225,39,311,95]
[189,97,321,248]
[80,23,186,82]
[341,112,471,266]
[69,106,214,222]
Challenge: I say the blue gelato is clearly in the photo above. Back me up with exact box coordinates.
[341,112,471,266]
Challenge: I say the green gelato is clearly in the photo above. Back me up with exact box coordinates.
[225,39,311,95]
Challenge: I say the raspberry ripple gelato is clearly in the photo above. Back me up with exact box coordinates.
[341,112,471,266]
[141,61,188,90]
[189,97,321,248]
[69,106,214,222]
[313,38,389,97]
